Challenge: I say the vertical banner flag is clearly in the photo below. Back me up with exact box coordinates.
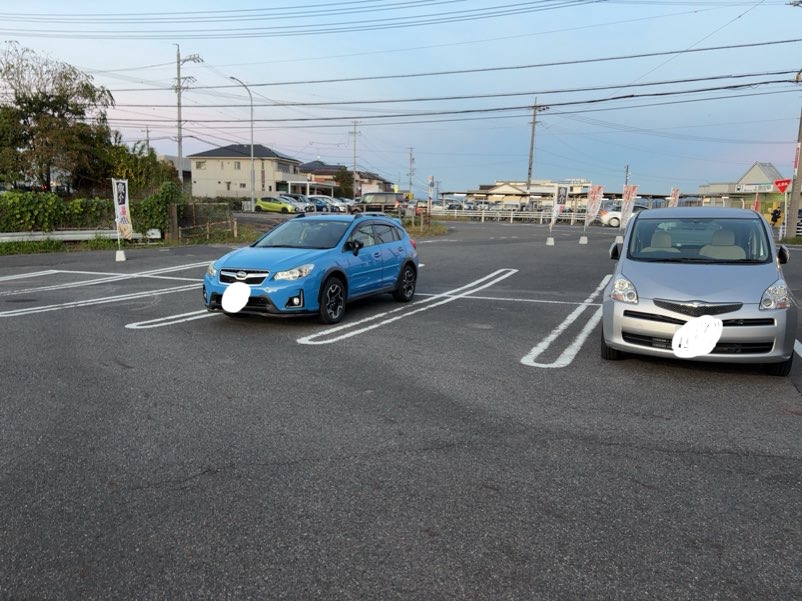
[112,179,134,240]
[669,187,680,208]
[584,185,604,227]
[620,184,638,228]
[753,191,760,212]
[551,185,568,226]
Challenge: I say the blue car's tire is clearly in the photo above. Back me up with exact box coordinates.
[319,276,345,324]
[393,265,416,302]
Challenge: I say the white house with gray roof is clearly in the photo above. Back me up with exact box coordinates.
[188,144,309,199]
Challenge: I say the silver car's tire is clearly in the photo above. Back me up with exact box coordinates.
[764,354,793,377]
[608,217,620,228]
[600,329,625,360]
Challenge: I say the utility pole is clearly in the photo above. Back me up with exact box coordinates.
[407,148,415,198]
[350,121,360,199]
[526,100,548,203]
[787,106,802,239]
[174,44,202,189]
[624,164,630,186]
[141,126,150,153]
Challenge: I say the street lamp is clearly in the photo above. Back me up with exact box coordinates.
[229,76,254,208]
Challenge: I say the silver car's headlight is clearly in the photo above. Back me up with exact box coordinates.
[274,263,315,281]
[610,276,638,304]
[760,279,791,310]
[207,261,218,277]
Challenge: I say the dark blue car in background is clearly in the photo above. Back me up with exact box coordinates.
[203,213,419,324]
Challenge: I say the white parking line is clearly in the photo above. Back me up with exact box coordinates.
[0,284,199,317]
[520,275,612,368]
[126,310,218,329]
[297,269,518,345]
[0,262,208,297]
[0,270,59,282]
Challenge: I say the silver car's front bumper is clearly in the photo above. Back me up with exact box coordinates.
[601,297,797,364]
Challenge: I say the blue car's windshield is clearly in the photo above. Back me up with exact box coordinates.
[253,219,350,249]
[628,217,772,263]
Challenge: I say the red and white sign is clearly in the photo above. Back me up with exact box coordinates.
[774,179,791,193]
[620,184,638,228]
[584,185,604,227]
[668,187,680,208]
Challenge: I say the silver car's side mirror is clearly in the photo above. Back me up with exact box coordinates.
[609,242,622,260]
[778,245,790,264]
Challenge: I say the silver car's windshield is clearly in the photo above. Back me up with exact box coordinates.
[253,219,350,249]
[628,217,772,263]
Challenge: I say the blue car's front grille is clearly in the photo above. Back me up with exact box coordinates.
[219,269,269,285]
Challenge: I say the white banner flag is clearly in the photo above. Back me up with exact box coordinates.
[585,185,604,227]
[620,184,638,229]
[668,187,680,208]
[551,185,568,226]
[112,179,133,241]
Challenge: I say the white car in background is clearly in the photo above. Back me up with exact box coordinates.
[598,204,648,227]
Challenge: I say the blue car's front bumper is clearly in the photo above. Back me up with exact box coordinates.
[202,273,322,316]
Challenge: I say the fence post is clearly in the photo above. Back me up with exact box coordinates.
[206,220,211,240]
[168,204,179,241]
[233,218,238,239]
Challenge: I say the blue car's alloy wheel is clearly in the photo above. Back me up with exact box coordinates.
[393,265,416,302]
[319,276,345,324]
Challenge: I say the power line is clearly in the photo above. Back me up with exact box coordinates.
[103,78,798,124]
[100,38,802,92]
[108,69,799,108]
[0,1,604,39]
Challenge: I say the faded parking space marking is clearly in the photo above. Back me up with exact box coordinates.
[297,269,518,345]
[0,284,200,318]
[0,263,207,298]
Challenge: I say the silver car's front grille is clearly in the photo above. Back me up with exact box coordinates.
[653,299,742,317]
[622,333,773,354]
[220,269,269,285]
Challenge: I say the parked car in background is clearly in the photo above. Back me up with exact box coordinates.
[255,196,298,214]
[203,213,419,324]
[309,195,348,213]
[280,196,312,212]
[282,193,317,211]
[351,192,405,214]
[598,204,648,227]
[601,206,797,376]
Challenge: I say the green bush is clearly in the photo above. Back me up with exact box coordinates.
[0,183,176,235]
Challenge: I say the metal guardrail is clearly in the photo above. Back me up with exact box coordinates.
[0,229,162,243]
[428,209,594,225]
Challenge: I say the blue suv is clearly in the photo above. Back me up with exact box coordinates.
[203,213,419,324]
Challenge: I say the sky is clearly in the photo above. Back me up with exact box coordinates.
[2,0,802,198]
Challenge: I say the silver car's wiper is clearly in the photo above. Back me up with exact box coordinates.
[636,256,713,263]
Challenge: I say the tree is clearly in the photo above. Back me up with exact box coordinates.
[108,137,179,199]
[333,167,354,198]
[0,42,114,191]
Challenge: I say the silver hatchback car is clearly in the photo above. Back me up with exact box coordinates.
[601,207,797,376]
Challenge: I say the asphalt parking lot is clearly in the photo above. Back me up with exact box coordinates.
[2,221,801,600]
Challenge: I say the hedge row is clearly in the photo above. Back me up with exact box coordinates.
[0,182,180,234]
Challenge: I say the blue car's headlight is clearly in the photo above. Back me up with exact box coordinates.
[610,276,638,304]
[207,261,218,277]
[760,279,791,310]
[274,263,315,281]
